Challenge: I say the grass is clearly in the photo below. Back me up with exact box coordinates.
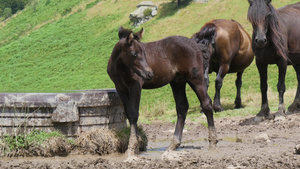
[2,129,66,151]
[0,0,299,123]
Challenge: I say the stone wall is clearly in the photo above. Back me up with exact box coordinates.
[0,89,127,138]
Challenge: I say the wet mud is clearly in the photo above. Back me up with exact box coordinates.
[1,113,300,168]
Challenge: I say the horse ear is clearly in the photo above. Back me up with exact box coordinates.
[136,28,144,40]
[118,26,126,39]
[126,32,134,46]
[248,0,253,5]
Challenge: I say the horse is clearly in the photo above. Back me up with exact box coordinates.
[191,19,254,112]
[107,26,217,158]
[247,0,300,121]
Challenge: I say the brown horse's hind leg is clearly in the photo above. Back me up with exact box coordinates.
[213,64,230,112]
[167,82,189,151]
[288,65,300,113]
[188,76,217,148]
[234,71,244,109]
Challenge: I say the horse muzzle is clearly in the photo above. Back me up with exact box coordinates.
[255,37,267,48]
[145,71,154,81]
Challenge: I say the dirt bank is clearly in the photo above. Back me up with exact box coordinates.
[1,113,300,168]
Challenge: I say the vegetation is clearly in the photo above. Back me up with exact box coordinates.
[0,129,73,157]
[2,129,65,151]
[0,0,29,21]
[0,0,299,124]
[143,8,152,17]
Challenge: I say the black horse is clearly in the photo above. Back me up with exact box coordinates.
[247,0,300,121]
[107,27,217,159]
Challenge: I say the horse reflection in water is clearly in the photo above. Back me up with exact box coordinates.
[107,26,217,159]
[192,19,254,112]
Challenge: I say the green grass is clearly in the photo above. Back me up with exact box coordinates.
[2,129,69,151]
[0,0,299,123]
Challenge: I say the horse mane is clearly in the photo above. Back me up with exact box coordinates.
[118,26,133,39]
[191,22,216,47]
[248,0,289,62]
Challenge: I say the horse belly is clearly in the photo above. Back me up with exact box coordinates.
[229,53,254,73]
[142,73,175,89]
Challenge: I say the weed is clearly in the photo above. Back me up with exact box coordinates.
[86,0,102,9]
[61,7,72,16]
[143,8,152,17]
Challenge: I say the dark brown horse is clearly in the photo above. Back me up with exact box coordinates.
[191,19,254,112]
[107,27,217,158]
[247,0,300,121]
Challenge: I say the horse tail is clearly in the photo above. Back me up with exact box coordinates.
[191,22,217,47]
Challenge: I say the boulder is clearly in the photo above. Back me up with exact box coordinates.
[129,1,158,26]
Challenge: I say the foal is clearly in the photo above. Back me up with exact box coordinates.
[107,27,217,158]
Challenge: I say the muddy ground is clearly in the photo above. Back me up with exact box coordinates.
[1,113,300,169]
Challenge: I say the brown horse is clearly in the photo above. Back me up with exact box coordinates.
[191,19,254,112]
[248,0,300,121]
[107,27,217,158]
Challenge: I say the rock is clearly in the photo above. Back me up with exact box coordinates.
[254,133,271,143]
[295,144,300,154]
[129,1,158,26]
[137,1,157,9]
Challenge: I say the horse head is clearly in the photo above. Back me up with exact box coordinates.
[119,28,154,81]
[247,0,273,48]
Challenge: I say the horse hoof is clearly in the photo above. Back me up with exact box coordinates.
[213,106,224,112]
[234,105,243,109]
[254,116,265,122]
[274,112,286,121]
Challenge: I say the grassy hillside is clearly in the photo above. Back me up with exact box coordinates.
[0,0,299,123]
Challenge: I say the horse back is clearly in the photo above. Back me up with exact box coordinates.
[141,36,205,88]
[278,2,300,62]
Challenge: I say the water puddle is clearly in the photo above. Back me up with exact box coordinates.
[221,137,243,143]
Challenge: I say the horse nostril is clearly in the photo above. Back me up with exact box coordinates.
[264,38,267,43]
[147,72,153,80]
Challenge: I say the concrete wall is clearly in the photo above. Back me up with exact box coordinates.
[0,89,127,137]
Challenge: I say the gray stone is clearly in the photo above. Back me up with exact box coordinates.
[254,133,271,143]
[295,144,300,154]
[137,1,157,9]
[129,1,158,26]
[0,89,126,138]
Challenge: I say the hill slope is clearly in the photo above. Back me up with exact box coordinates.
[0,0,299,120]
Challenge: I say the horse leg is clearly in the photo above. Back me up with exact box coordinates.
[276,60,287,116]
[188,74,217,148]
[234,71,244,109]
[213,64,230,112]
[167,82,189,151]
[204,67,210,91]
[255,59,270,121]
[116,82,142,158]
[288,65,300,113]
